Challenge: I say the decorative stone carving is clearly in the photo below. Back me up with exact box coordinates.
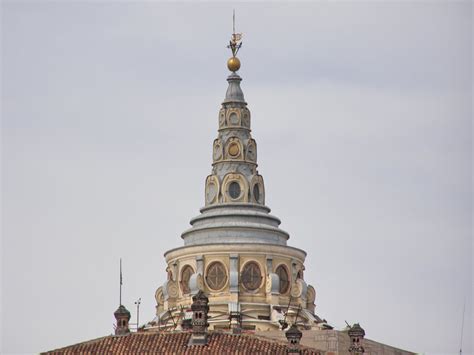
[205,175,220,205]
[155,286,164,313]
[213,138,223,161]
[290,279,305,299]
[246,139,257,162]
[218,108,226,128]
[166,281,179,298]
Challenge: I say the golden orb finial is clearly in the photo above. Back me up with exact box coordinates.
[227,57,241,72]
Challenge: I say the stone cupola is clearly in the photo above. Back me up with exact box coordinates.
[114,305,131,336]
[154,19,321,334]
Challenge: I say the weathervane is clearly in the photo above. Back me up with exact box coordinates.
[227,10,243,72]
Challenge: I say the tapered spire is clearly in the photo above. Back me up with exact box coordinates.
[203,21,265,207]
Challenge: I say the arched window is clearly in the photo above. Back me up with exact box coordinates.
[206,262,227,290]
[241,261,262,291]
[180,265,194,294]
[275,265,290,294]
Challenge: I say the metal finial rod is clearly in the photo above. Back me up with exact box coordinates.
[119,258,123,306]
[459,298,466,354]
[227,10,242,58]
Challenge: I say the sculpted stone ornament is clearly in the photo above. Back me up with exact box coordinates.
[165,280,179,299]
[213,139,223,161]
[205,175,220,205]
[219,108,226,128]
[155,286,164,313]
[246,139,257,162]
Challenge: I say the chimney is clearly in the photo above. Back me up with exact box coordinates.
[348,323,365,354]
[114,305,131,336]
[285,324,302,354]
[188,290,209,346]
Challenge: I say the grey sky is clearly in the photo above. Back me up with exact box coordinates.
[1,1,472,354]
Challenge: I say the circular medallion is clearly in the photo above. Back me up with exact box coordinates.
[167,281,179,298]
[290,281,302,298]
[228,142,240,157]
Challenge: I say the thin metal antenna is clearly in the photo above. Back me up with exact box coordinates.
[135,297,141,331]
[119,258,123,305]
[459,298,466,355]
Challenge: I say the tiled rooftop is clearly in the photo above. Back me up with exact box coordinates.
[42,331,322,354]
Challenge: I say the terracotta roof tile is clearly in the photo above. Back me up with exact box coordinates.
[42,331,321,354]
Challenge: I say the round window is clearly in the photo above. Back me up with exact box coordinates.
[180,265,194,294]
[229,181,241,199]
[206,262,227,290]
[275,265,290,294]
[253,184,260,202]
[241,261,262,291]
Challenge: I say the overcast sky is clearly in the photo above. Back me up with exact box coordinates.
[2,1,472,354]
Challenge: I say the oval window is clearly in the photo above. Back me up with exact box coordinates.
[275,265,290,294]
[242,261,262,291]
[229,181,241,199]
[206,262,227,290]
